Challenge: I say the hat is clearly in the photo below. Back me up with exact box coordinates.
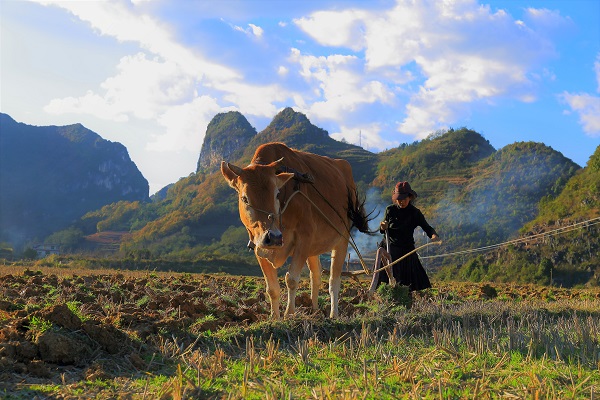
[392,181,417,201]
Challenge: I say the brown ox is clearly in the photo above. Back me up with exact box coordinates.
[221,142,370,318]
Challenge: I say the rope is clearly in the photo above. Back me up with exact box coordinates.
[294,191,373,274]
[372,241,443,274]
[421,216,600,260]
[341,215,600,276]
[305,183,371,273]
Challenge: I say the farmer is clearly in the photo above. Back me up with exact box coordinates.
[376,181,439,291]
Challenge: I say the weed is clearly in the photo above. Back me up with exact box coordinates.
[376,283,412,308]
[480,283,498,298]
[24,303,41,313]
[136,295,150,307]
[28,316,52,334]
[66,300,89,322]
[544,289,557,301]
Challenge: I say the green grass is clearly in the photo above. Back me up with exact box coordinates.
[139,297,600,399]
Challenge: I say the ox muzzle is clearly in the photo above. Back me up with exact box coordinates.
[255,228,283,248]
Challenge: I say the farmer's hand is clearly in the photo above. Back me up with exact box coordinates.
[431,234,440,242]
[380,220,388,230]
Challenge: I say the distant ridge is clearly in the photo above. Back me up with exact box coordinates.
[0,113,149,248]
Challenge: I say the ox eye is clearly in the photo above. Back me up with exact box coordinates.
[241,195,249,204]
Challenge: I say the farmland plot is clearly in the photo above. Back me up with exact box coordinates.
[0,264,598,399]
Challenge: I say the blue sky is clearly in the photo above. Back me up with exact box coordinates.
[1,0,599,194]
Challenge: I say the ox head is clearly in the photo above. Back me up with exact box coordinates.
[221,158,294,249]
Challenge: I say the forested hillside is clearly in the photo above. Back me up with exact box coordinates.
[0,114,149,250]
[437,145,599,287]
[373,128,496,206]
[431,141,579,249]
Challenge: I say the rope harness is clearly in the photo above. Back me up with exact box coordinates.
[242,190,303,238]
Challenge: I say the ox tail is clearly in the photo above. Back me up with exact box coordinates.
[347,188,377,235]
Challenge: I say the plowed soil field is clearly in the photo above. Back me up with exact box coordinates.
[0,265,598,398]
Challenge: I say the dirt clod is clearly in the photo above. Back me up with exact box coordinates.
[37,330,86,364]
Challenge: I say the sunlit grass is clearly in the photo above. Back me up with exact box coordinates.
[0,263,598,398]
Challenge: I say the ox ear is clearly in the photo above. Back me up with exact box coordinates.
[221,161,243,190]
[276,172,295,189]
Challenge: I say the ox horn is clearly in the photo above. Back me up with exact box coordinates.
[223,161,244,177]
[271,157,284,167]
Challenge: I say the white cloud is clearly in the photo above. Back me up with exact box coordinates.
[278,66,289,76]
[294,0,561,136]
[400,53,533,135]
[330,123,397,152]
[524,7,570,31]
[44,53,196,121]
[149,96,224,152]
[562,92,600,137]
[34,0,238,81]
[289,48,394,121]
[216,81,289,118]
[30,0,245,135]
[248,23,264,38]
[560,53,600,137]
[44,90,128,122]
[231,22,264,38]
[294,9,366,51]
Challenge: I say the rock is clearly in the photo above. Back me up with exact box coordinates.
[196,111,256,173]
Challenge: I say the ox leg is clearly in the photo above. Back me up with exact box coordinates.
[257,258,281,319]
[284,256,305,317]
[306,256,322,312]
[328,245,347,318]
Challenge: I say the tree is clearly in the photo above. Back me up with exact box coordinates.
[21,247,38,260]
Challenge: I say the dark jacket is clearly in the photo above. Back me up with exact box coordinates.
[380,203,437,249]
